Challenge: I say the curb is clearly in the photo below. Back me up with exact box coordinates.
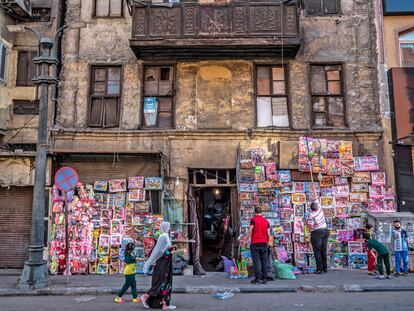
[2,284,414,296]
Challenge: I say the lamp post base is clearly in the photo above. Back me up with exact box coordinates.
[18,260,49,290]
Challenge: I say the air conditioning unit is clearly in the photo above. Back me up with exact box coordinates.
[1,0,32,17]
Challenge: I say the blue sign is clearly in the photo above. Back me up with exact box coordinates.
[54,167,79,192]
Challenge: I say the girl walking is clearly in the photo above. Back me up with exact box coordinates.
[114,242,140,304]
[141,222,177,310]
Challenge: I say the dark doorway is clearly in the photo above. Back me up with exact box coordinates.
[394,145,414,212]
[194,187,233,272]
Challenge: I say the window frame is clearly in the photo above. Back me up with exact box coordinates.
[398,29,414,67]
[31,7,52,22]
[140,63,176,130]
[92,0,124,18]
[309,63,347,129]
[305,0,341,16]
[254,64,291,129]
[12,100,40,115]
[0,42,8,83]
[87,65,123,128]
[16,50,37,87]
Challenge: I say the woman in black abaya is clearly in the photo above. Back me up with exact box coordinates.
[141,222,176,310]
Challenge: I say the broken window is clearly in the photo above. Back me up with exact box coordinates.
[88,66,121,128]
[143,66,174,128]
[17,51,37,86]
[94,0,123,17]
[311,64,345,128]
[306,0,340,15]
[0,43,7,82]
[256,65,289,128]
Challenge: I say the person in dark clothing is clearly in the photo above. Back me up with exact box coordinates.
[115,242,140,304]
[249,206,270,285]
[364,233,391,279]
[306,185,329,274]
[141,222,177,310]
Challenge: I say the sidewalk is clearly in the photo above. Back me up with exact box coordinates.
[1,269,414,296]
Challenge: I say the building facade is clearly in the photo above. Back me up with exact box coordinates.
[0,0,60,268]
[0,0,390,269]
[378,0,414,212]
[49,0,385,268]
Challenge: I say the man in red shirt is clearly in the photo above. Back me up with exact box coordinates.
[249,206,270,284]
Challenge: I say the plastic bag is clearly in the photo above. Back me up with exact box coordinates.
[214,289,235,300]
[275,260,296,280]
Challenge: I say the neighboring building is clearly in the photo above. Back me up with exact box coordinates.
[379,0,414,212]
[51,0,384,269]
[0,0,60,268]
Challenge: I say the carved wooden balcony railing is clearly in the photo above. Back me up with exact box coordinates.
[130,1,301,59]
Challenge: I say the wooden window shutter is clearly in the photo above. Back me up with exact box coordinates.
[89,98,104,127]
[110,0,122,16]
[17,51,28,86]
[0,44,6,80]
[311,65,327,95]
[95,0,110,17]
[103,98,119,127]
[29,52,37,85]
[257,66,271,96]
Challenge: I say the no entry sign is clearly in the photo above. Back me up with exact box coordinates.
[54,167,79,192]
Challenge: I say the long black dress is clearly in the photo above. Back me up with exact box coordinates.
[147,248,173,309]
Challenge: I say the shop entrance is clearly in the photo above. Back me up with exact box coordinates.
[198,187,232,271]
[188,168,238,272]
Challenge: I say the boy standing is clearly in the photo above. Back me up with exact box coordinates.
[364,233,391,279]
[392,220,410,277]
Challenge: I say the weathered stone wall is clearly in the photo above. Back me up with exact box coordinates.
[53,0,385,200]
[0,3,59,146]
[175,61,254,130]
[57,0,381,133]
[56,0,140,129]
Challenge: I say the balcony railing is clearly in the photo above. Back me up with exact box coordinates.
[130,1,301,59]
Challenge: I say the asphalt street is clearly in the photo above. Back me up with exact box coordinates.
[1,292,414,311]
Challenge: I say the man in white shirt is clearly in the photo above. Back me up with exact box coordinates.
[307,185,329,274]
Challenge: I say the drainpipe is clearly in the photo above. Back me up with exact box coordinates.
[51,0,67,126]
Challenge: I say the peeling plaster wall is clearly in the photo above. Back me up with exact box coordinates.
[175,61,254,131]
[296,0,381,131]
[54,0,385,198]
[57,0,140,130]
[0,3,58,146]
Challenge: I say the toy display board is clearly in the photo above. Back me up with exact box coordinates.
[48,176,165,275]
[238,139,397,271]
[48,184,95,275]
[298,137,396,213]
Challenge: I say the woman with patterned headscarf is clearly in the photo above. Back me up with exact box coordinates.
[141,222,177,310]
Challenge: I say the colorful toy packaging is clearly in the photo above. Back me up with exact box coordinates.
[237,138,397,271]
[49,175,164,275]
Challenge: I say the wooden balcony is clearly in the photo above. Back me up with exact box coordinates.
[130,1,301,59]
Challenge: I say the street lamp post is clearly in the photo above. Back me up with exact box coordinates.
[10,25,67,290]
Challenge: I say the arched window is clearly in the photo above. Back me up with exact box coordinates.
[399,30,414,67]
